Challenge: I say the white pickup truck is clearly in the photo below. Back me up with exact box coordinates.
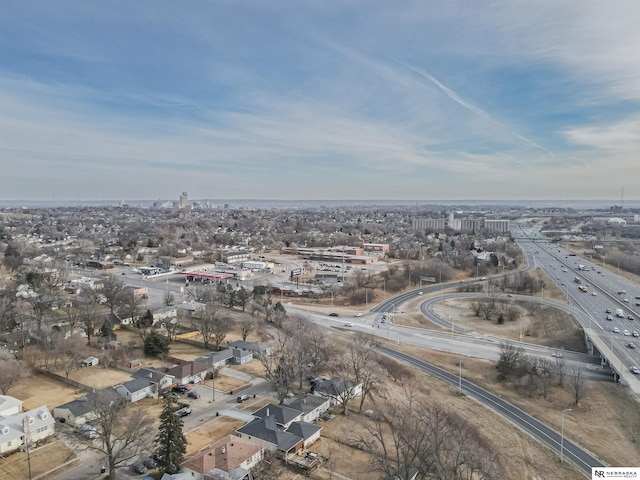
[616,308,625,318]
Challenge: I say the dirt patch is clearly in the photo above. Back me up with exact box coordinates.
[60,366,133,390]
[185,416,245,455]
[0,439,76,480]
[431,298,586,352]
[206,373,249,393]
[10,373,83,411]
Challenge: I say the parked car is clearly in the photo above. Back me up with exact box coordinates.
[142,456,157,469]
[75,424,98,439]
[172,384,191,394]
[187,391,200,399]
[130,462,148,474]
[174,407,192,417]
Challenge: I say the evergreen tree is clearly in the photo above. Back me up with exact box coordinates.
[154,394,187,474]
[99,320,116,342]
[144,330,170,357]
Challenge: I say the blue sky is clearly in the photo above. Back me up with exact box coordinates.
[1,1,639,201]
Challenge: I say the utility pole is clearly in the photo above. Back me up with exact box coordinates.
[22,417,32,480]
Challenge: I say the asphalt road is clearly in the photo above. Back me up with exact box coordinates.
[378,345,606,477]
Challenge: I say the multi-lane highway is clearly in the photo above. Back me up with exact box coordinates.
[514,225,640,387]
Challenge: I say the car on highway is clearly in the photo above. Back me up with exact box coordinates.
[624,330,631,336]
[613,327,620,333]
[630,366,640,375]
[329,312,339,317]
[480,277,487,280]
[624,298,630,303]
[417,291,424,295]
[343,322,354,327]
[606,315,613,321]
[354,313,363,317]
[551,352,563,358]
[591,292,597,296]
[633,331,640,337]
[606,308,612,313]
[627,343,636,349]
[618,290,627,295]
[629,315,635,321]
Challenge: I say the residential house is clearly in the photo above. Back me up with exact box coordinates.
[131,368,175,394]
[312,378,363,406]
[236,416,302,454]
[166,361,210,385]
[0,406,55,454]
[236,405,322,455]
[195,349,234,369]
[252,404,302,428]
[286,421,322,449]
[284,394,331,423]
[0,395,23,416]
[231,348,253,365]
[181,434,263,480]
[228,341,273,357]
[53,391,102,426]
[114,377,157,402]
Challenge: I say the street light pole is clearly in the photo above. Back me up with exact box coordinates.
[560,408,572,463]
[458,352,462,394]
[450,316,454,353]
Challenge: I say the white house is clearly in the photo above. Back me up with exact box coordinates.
[114,378,156,403]
[0,395,23,416]
[0,406,55,454]
[284,394,331,423]
[312,378,363,406]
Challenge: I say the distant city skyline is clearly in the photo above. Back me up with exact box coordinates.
[1,1,639,201]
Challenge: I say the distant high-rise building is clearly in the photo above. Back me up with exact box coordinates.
[179,191,188,208]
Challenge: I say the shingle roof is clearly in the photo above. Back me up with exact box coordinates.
[0,406,55,443]
[285,394,328,414]
[182,434,261,475]
[166,361,210,379]
[252,404,302,426]
[119,377,153,393]
[237,416,301,452]
[286,421,322,441]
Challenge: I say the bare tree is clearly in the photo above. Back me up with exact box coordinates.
[79,291,101,345]
[195,305,230,350]
[495,341,525,379]
[569,366,588,406]
[377,356,415,386]
[211,314,234,351]
[57,334,86,378]
[83,389,156,480]
[356,396,503,480]
[344,333,383,413]
[100,275,126,314]
[239,316,256,341]
[61,302,81,335]
[554,355,567,386]
[0,356,30,395]
[258,329,297,404]
[119,289,144,326]
[163,290,175,307]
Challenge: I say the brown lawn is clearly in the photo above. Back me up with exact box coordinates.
[204,372,249,393]
[61,366,133,389]
[185,416,245,455]
[0,439,76,480]
[10,373,83,411]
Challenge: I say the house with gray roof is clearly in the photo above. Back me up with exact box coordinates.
[166,361,209,385]
[0,395,23,416]
[228,340,273,357]
[313,377,362,406]
[0,406,55,454]
[195,349,234,369]
[131,368,175,393]
[284,394,331,423]
[286,421,322,449]
[252,404,302,428]
[236,416,302,454]
[53,392,101,426]
[114,377,157,402]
